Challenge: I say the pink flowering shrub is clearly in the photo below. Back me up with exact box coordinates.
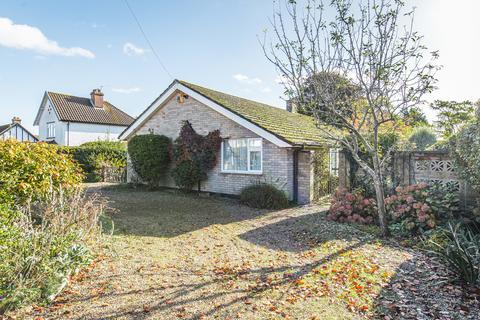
[385,182,437,234]
[327,188,376,224]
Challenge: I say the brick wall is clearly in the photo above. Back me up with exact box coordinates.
[126,92,314,204]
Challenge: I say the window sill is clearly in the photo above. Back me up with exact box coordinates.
[220,170,263,176]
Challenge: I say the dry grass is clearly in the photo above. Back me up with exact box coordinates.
[8,184,478,320]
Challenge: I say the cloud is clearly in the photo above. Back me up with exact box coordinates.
[261,87,272,93]
[0,17,95,58]
[112,87,141,94]
[233,74,262,84]
[123,42,146,56]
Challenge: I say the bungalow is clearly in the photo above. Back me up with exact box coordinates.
[34,89,134,146]
[0,117,38,142]
[120,80,335,204]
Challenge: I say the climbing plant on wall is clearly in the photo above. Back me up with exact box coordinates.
[171,121,222,191]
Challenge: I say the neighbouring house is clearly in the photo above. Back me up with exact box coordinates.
[0,117,38,142]
[33,89,135,146]
[120,80,336,204]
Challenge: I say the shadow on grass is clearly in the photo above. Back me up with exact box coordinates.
[239,210,374,252]
[373,252,480,319]
[95,185,273,238]
[81,239,370,320]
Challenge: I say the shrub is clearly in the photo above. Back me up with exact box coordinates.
[428,223,480,285]
[386,182,460,235]
[128,134,171,186]
[240,183,289,209]
[408,126,437,150]
[0,140,103,312]
[450,122,480,192]
[0,141,83,206]
[0,190,104,312]
[171,121,221,190]
[386,183,435,234]
[327,188,376,224]
[64,141,127,182]
[171,160,203,190]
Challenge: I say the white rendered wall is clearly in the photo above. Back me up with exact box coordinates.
[66,122,126,146]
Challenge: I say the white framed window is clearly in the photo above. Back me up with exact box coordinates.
[47,122,55,138]
[221,138,262,174]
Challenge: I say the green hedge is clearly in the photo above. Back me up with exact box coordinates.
[128,134,171,186]
[63,141,127,182]
[0,140,83,205]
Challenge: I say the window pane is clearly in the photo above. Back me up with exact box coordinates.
[249,138,262,148]
[250,151,261,171]
[223,139,247,171]
[329,148,339,177]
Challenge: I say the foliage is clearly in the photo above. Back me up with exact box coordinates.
[240,183,289,209]
[171,121,222,191]
[262,0,439,237]
[128,134,171,186]
[327,188,376,225]
[0,140,83,206]
[401,106,429,127]
[430,100,476,139]
[0,189,104,312]
[312,148,339,200]
[298,72,361,128]
[428,223,480,284]
[408,126,437,150]
[63,141,127,182]
[450,122,480,193]
[170,160,203,190]
[386,183,435,234]
[386,183,459,235]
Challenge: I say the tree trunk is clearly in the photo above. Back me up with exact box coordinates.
[373,177,389,237]
[372,155,390,237]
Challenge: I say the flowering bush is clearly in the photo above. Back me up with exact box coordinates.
[327,188,376,224]
[386,183,436,234]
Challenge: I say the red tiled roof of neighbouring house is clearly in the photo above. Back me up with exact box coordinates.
[43,92,134,126]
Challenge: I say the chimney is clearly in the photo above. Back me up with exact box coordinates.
[11,116,21,125]
[286,99,297,113]
[90,88,104,108]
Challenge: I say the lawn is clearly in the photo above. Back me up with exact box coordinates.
[10,185,478,320]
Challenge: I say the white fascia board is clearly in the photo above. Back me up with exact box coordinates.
[120,82,292,148]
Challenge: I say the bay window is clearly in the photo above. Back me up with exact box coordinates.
[222,138,262,174]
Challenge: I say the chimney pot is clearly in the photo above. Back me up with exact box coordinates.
[11,116,21,124]
[90,88,104,108]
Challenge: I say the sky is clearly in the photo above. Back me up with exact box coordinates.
[0,0,479,133]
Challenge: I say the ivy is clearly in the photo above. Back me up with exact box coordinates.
[171,121,222,191]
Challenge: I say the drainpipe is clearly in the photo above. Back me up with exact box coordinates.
[67,122,70,146]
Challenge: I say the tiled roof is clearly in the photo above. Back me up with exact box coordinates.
[46,92,134,126]
[179,80,326,146]
[0,124,10,134]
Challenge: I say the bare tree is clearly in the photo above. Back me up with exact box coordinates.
[261,0,439,236]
